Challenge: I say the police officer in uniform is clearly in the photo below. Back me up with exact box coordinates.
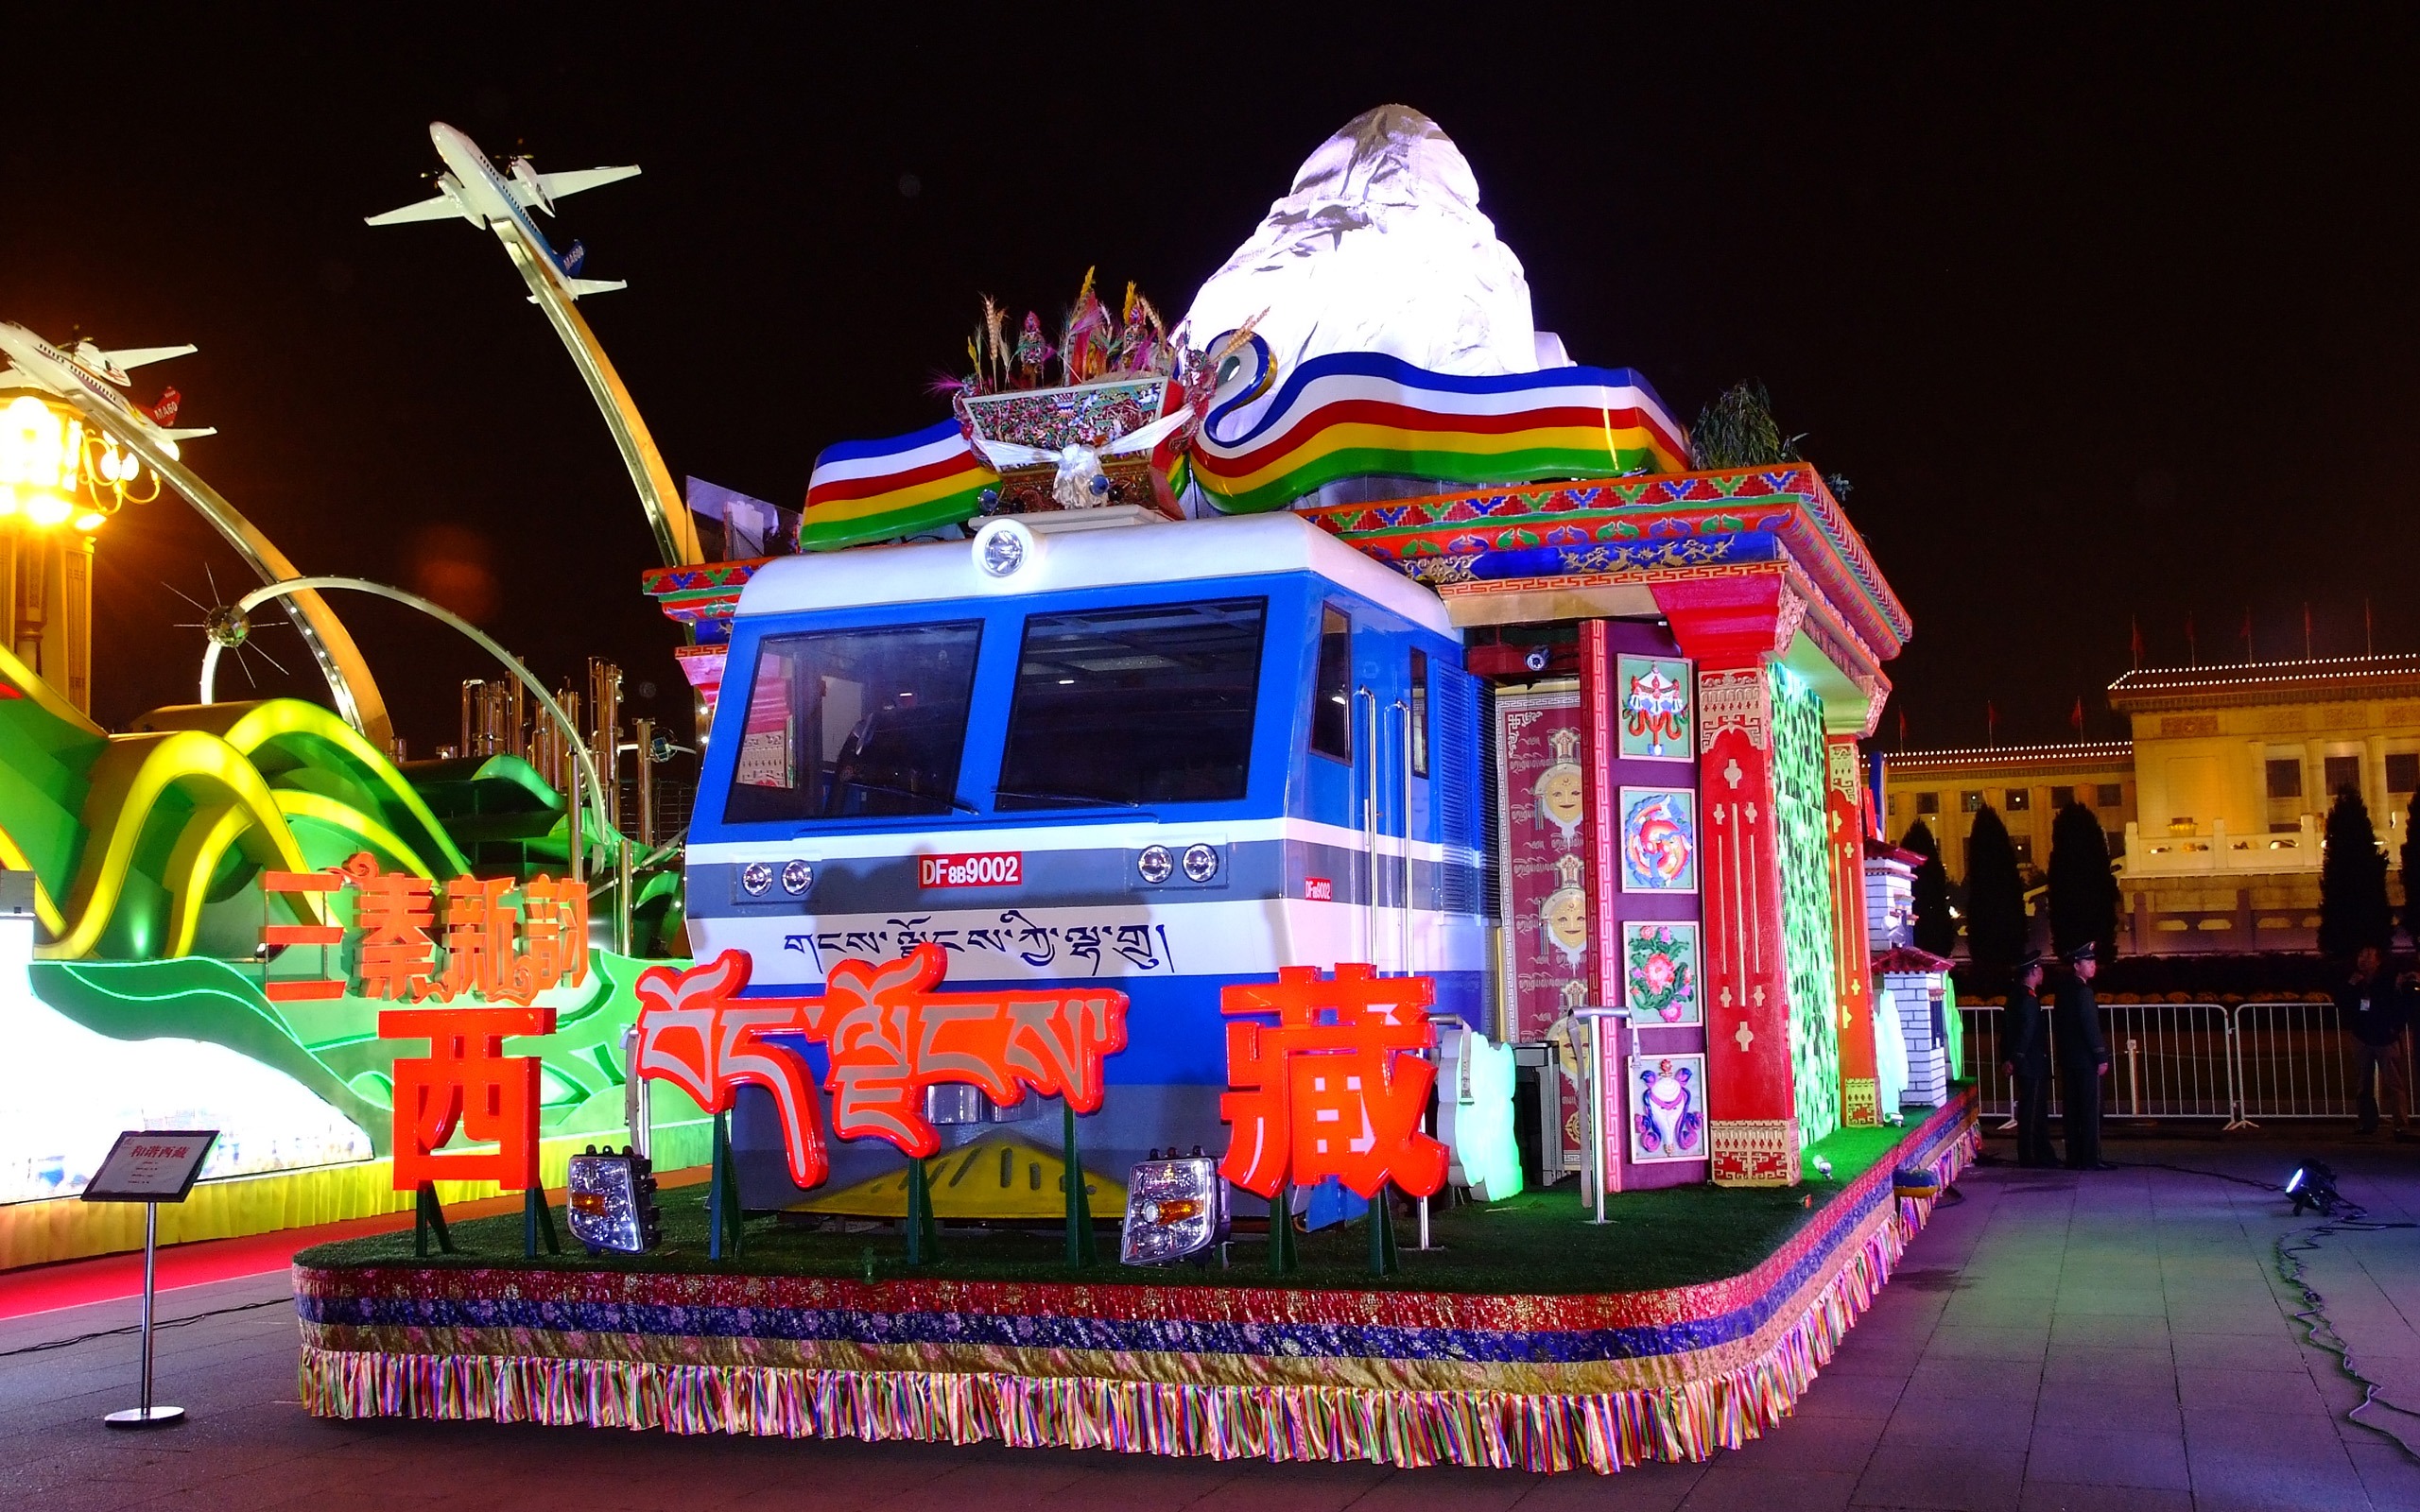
[2055,942,2113,1169]
[2000,951,2054,1166]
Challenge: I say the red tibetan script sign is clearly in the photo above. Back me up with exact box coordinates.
[1219,963,1449,1201]
[632,943,1128,1189]
[919,851,1023,888]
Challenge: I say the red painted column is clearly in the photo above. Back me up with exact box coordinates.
[1655,575,1802,1186]
[1828,734,1881,1125]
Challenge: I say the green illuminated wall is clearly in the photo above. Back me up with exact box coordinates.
[1771,671,1841,1147]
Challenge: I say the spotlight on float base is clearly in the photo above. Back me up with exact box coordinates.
[2285,1158,2340,1216]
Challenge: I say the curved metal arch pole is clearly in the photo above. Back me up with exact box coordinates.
[199,576,615,863]
[68,416,393,749]
[494,231,704,567]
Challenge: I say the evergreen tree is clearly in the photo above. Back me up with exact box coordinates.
[2048,801,2121,962]
[2319,785,2392,962]
[1962,806,2029,987]
[1901,818,1957,957]
[2403,792,2420,948]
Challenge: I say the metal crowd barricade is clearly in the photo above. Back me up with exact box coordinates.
[2100,1000,2236,1120]
[2230,1000,2358,1126]
[1957,1000,2234,1125]
[1958,996,2420,1130]
[1957,1005,2012,1121]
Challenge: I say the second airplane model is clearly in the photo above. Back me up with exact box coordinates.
[367,122,638,301]
[0,321,216,457]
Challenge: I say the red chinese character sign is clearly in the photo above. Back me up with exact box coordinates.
[1218,964,1449,1202]
[263,852,591,1005]
[631,943,1130,1186]
[379,1005,556,1191]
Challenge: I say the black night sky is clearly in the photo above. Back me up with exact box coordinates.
[6,9,2415,752]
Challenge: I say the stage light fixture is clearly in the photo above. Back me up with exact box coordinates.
[2285,1158,2340,1216]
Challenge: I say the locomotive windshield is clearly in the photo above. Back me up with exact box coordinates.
[995,597,1267,809]
[723,620,982,822]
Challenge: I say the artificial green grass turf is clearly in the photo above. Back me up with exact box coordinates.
[297,1120,1925,1296]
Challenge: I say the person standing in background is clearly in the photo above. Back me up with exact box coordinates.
[2001,952,2053,1167]
[2336,944,2413,1140]
[2054,942,2111,1170]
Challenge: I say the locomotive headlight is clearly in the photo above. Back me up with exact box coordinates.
[1136,845,1173,885]
[781,859,814,896]
[973,517,1035,579]
[1181,844,1219,884]
[739,862,773,898]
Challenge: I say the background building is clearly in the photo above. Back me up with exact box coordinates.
[1885,652,2420,954]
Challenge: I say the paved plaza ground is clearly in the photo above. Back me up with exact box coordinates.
[5,1133,2419,1510]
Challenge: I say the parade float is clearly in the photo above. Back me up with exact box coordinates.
[0,103,1971,1473]
[286,106,1972,1473]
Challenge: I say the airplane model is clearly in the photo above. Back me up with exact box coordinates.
[367,122,637,301]
[0,321,216,457]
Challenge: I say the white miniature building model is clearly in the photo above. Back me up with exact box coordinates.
[1872,946,1952,1108]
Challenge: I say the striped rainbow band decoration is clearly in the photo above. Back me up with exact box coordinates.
[799,419,995,552]
[294,1093,1974,1475]
[1185,345,1686,516]
[795,348,1689,552]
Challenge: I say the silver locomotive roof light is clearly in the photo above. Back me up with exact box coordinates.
[973,518,1034,579]
[780,859,814,896]
[1136,845,1174,885]
[739,862,773,898]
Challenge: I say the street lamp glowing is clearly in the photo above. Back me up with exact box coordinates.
[0,395,68,494]
[0,393,158,527]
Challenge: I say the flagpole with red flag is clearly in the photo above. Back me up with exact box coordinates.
[2241,608,2254,662]
[1987,699,1997,746]
[2070,696,2085,736]
[2186,612,2197,665]
[2130,615,2143,668]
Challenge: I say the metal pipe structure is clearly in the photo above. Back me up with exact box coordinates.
[634,716,655,849]
[197,576,614,861]
[61,411,392,747]
[492,232,703,567]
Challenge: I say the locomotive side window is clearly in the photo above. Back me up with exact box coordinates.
[723,620,983,823]
[995,597,1268,809]
[1409,647,1430,779]
[1310,604,1354,762]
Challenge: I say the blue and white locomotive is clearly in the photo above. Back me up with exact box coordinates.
[684,511,1490,1207]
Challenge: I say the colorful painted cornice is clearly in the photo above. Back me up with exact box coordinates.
[1296,464,1911,665]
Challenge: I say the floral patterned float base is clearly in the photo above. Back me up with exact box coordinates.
[294,1092,1976,1475]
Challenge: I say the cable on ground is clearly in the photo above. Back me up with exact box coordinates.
[2113,1159,2420,1466]
[0,1296,291,1360]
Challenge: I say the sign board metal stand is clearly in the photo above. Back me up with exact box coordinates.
[1576,1007,1627,1226]
[81,1130,218,1430]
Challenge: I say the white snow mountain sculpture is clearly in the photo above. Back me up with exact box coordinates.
[1181,104,1564,382]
